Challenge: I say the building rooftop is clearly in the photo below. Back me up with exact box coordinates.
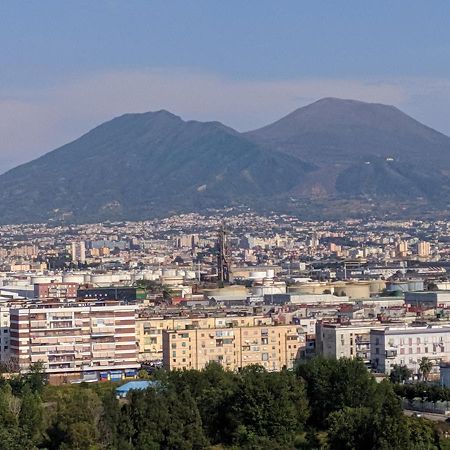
[115,380,159,394]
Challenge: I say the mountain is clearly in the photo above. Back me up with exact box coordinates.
[0,110,311,223]
[246,98,450,202]
[1,97,450,224]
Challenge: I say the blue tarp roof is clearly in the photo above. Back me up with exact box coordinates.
[116,380,158,393]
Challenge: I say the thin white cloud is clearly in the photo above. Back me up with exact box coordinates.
[0,68,449,173]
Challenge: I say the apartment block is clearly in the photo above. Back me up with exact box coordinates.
[136,315,273,362]
[10,301,139,383]
[371,326,450,377]
[34,282,79,299]
[162,324,303,371]
[316,322,378,364]
[0,304,10,363]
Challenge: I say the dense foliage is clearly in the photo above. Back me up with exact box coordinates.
[0,359,446,449]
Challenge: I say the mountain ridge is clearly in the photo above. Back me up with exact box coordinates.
[1,98,450,223]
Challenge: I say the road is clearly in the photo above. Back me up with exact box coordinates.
[404,409,448,422]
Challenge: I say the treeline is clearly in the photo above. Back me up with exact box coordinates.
[0,359,446,449]
[394,382,450,404]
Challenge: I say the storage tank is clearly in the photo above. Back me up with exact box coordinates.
[184,270,196,280]
[407,280,424,292]
[369,280,386,295]
[162,269,177,277]
[386,281,409,293]
[203,285,249,297]
[62,274,86,284]
[111,273,122,283]
[249,271,267,280]
[334,282,371,299]
[31,276,57,284]
[266,269,275,279]
[289,282,329,295]
[145,272,159,281]
[91,274,113,285]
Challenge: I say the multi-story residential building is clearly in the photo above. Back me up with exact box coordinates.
[10,301,139,383]
[370,326,450,377]
[162,324,303,371]
[70,241,86,264]
[417,241,431,258]
[316,322,380,365]
[136,315,273,362]
[34,282,79,299]
[0,304,10,363]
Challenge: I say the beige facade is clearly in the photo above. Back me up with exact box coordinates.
[136,315,272,362]
[162,324,303,372]
[10,302,139,383]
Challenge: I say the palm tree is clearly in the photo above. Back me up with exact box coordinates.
[419,357,433,381]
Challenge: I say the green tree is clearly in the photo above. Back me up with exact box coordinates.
[45,388,103,450]
[389,364,413,384]
[19,385,43,444]
[296,357,377,425]
[227,365,309,447]
[125,385,207,450]
[327,406,375,450]
[0,427,37,450]
[419,357,433,381]
[25,361,48,394]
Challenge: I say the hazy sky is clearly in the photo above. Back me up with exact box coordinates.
[2,1,450,172]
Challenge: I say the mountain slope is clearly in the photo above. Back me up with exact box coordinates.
[246,97,450,165]
[246,97,450,200]
[0,111,311,223]
[1,98,450,224]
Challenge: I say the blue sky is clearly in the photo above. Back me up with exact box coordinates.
[1,1,450,171]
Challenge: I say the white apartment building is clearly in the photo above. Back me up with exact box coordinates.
[0,304,10,363]
[315,320,415,365]
[316,322,382,364]
[370,326,450,377]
